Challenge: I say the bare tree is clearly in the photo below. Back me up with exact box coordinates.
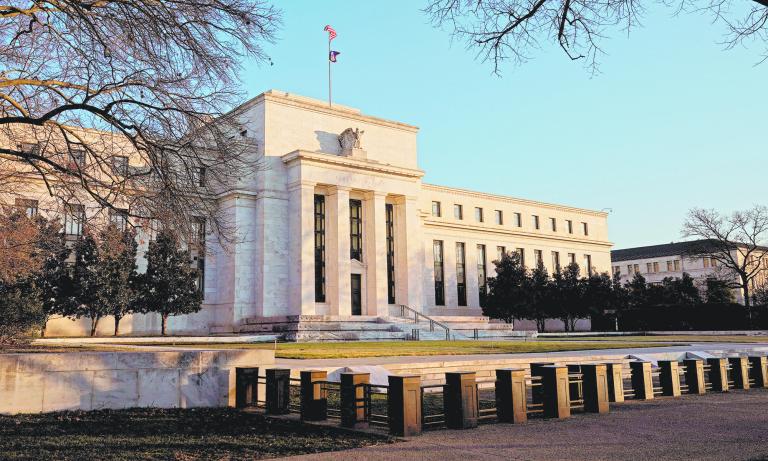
[681,206,768,312]
[0,1,280,241]
[424,0,768,73]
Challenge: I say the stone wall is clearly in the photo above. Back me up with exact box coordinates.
[0,349,274,414]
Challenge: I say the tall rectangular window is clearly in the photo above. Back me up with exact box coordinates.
[15,198,38,218]
[667,260,673,272]
[673,259,680,271]
[585,254,593,276]
[653,262,659,273]
[552,251,560,272]
[496,246,506,261]
[613,266,621,275]
[550,218,557,232]
[456,242,467,306]
[568,252,576,264]
[634,264,639,274]
[110,208,128,231]
[433,240,445,306]
[314,195,326,303]
[432,201,441,217]
[385,203,396,305]
[534,249,543,268]
[628,264,634,275]
[582,222,589,236]
[475,207,484,223]
[196,257,205,295]
[477,244,487,307]
[69,149,85,169]
[64,203,85,235]
[516,248,525,267]
[494,210,503,225]
[349,199,363,261]
[515,212,522,227]
[532,215,540,230]
[192,217,206,248]
[647,262,653,273]
[454,204,463,220]
[703,257,710,268]
[112,156,128,176]
[567,220,573,234]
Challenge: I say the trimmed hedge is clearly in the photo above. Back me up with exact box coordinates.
[608,303,768,331]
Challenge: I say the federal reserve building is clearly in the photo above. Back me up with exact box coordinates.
[43,90,613,338]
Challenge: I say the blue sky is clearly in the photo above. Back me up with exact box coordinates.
[240,1,766,249]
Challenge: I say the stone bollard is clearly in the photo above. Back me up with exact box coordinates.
[388,374,422,437]
[707,358,729,392]
[444,371,478,429]
[658,360,682,397]
[748,356,768,388]
[235,367,260,408]
[530,362,555,404]
[567,364,584,403]
[265,368,291,415]
[495,369,528,424]
[606,363,625,403]
[729,357,750,390]
[541,365,570,419]
[300,370,328,421]
[629,361,654,400]
[581,364,610,414]
[683,359,706,395]
[341,372,370,429]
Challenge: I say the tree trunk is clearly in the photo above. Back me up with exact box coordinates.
[114,315,121,336]
[569,317,577,332]
[40,320,47,338]
[90,316,100,337]
[742,276,752,328]
[161,314,168,336]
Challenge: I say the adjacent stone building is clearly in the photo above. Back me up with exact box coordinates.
[11,90,614,336]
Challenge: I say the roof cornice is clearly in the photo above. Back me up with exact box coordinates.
[281,150,425,179]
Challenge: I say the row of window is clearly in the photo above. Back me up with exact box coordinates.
[431,201,589,236]
[313,195,398,304]
[615,259,684,276]
[433,240,593,307]
[12,196,206,295]
[18,143,207,185]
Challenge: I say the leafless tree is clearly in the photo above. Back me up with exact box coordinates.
[0,1,281,242]
[682,206,768,311]
[424,0,768,73]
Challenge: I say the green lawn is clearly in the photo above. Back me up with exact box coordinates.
[545,335,768,343]
[0,408,392,461]
[149,339,677,359]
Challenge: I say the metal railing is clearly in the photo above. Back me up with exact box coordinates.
[389,304,453,340]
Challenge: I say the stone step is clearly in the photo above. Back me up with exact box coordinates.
[290,330,408,342]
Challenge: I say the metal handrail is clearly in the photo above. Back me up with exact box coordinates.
[390,304,454,340]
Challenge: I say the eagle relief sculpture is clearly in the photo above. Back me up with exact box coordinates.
[338,127,366,159]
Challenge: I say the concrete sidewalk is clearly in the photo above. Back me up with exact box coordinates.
[285,389,768,461]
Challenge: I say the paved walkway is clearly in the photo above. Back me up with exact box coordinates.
[286,389,768,461]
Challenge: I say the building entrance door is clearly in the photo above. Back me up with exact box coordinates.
[351,274,362,315]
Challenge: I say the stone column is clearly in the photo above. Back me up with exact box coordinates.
[606,363,625,403]
[265,368,291,415]
[300,370,328,421]
[444,371,478,429]
[326,186,351,316]
[364,191,389,316]
[387,374,422,436]
[394,196,425,310]
[630,361,654,400]
[288,181,316,315]
[581,364,610,414]
[541,365,570,419]
[495,368,528,423]
[707,358,729,392]
[684,359,706,395]
[658,360,681,397]
[729,356,750,390]
[748,356,768,388]
[340,372,370,429]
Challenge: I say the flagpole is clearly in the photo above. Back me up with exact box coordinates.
[328,38,332,108]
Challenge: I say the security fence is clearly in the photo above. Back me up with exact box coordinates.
[235,354,768,437]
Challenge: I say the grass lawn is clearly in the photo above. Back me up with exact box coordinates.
[145,339,677,359]
[0,408,392,461]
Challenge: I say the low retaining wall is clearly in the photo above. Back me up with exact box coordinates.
[0,349,274,414]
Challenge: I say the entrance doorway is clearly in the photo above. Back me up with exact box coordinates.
[351,274,362,315]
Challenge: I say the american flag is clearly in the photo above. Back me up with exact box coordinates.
[324,25,337,41]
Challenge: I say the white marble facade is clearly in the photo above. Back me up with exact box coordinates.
[43,90,613,335]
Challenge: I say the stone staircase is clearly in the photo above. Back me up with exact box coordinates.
[237,309,537,342]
